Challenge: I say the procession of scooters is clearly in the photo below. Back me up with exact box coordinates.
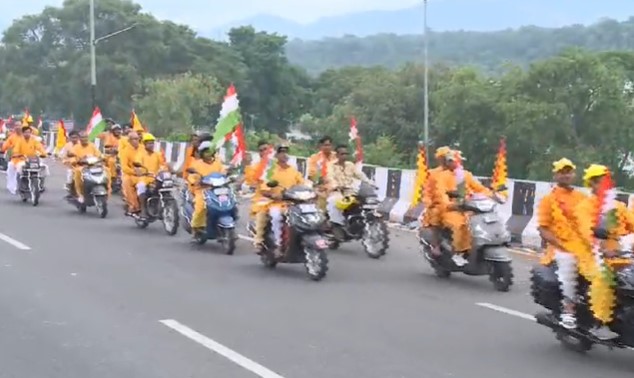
[5,150,634,355]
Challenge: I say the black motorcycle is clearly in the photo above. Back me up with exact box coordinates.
[17,156,46,206]
[130,169,179,235]
[327,182,389,259]
[531,256,634,352]
[257,184,330,281]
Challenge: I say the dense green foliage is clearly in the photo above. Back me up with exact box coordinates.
[286,18,634,74]
[1,0,633,188]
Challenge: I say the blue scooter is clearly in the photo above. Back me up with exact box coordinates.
[182,173,238,254]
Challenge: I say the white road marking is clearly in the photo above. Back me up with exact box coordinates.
[0,232,31,250]
[160,319,285,378]
[238,234,254,242]
[476,302,536,321]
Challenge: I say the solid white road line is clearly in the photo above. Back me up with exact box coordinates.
[238,234,255,242]
[475,302,536,322]
[159,319,285,378]
[0,232,31,250]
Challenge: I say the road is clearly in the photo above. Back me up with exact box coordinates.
[0,162,632,378]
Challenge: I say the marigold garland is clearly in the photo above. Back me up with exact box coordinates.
[411,145,429,206]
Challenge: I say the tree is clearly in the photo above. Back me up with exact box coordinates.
[134,73,222,137]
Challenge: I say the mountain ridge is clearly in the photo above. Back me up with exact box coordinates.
[207,0,634,40]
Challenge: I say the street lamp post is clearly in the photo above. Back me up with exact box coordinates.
[89,0,137,109]
[423,0,430,159]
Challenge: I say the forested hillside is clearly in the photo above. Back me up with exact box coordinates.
[286,18,634,74]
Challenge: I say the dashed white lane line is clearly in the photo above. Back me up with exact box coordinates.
[476,302,536,322]
[0,232,31,250]
[159,319,285,378]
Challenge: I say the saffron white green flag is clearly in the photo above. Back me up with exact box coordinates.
[86,107,106,141]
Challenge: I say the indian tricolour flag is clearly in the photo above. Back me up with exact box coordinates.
[211,84,241,149]
[86,107,106,142]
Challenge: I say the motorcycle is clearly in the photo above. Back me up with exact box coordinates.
[252,184,330,281]
[419,191,514,292]
[531,256,634,352]
[66,156,108,218]
[327,182,389,259]
[182,173,238,254]
[130,168,179,235]
[17,155,46,206]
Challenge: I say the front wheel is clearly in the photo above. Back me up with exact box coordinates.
[362,221,389,259]
[489,261,514,292]
[556,331,593,353]
[304,248,329,281]
[219,228,237,255]
[95,196,108,218]
[162,201,179,236]
[30,178,40,206]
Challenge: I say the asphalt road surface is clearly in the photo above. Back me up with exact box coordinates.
[0,162,632,378]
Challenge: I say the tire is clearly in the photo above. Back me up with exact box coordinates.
[95,196,108,218]
[556,331,593,353]
[362,221,389,259]
[304,248,329,281]
[162,201,179,236]
[490,261,514,292]
[30,179,39,206]
[220,228,237,255]
[135,218,149,229]
[259,232,277,268]
[434,265,451,278]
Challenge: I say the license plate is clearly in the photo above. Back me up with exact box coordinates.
[90,168,103,174]
[363,204,378,209]
[218,195,229,202]
[484,215,497,224]
[299,203,317,213]
[29,164,39,169]
[162,179,173,186]
[214,187,229,195]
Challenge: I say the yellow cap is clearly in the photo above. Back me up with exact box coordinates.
[141,133,156,142]
[552,158,575,173]
[434,146,451,159]
[26,115,33,123]
[583,164,608,187]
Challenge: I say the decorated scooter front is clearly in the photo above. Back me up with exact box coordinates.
[182,173,238,254]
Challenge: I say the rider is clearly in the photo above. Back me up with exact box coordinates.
[60,130,80,197]
[575,164,634,339]
[99,123,123,183]
[133,133,169,220]
[120,132,142,215]
[432,150,492,266]
[308,136,337,209]
[186,141,226,238]
[245,140,271,219]
[70,131,105,203]
[537,158,589,330]
[182,132,205,180]
[6,125,47,195]
[253,144,305,253]
[326,144,373,241]
[422,146,451,256]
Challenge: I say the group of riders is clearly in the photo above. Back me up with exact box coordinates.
[1,116,631,343]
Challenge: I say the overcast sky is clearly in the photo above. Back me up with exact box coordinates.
[1,0,421,29]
